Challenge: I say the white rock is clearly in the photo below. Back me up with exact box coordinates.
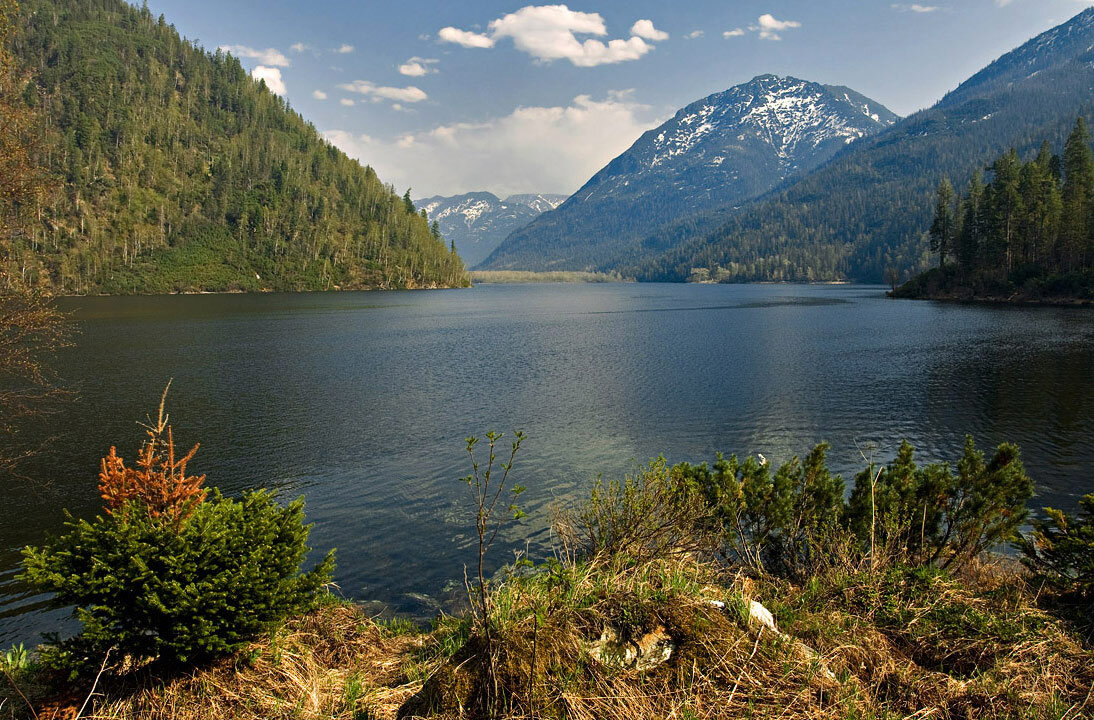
[748,599,778,633]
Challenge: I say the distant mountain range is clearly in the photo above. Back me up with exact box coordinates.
[481,8,1094,283]
[416,192,566,267]
[479,75,898,272]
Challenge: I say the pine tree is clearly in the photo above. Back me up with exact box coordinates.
[1062,118,1094,270]
[929,179,956,267]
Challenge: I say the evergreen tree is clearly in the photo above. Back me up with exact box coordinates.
[1061,117,1094,270]
[929,179,956,266]
[900,121,1093,299]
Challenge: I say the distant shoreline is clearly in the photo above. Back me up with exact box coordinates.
[889,289,1093,307]
[470,270,630,284]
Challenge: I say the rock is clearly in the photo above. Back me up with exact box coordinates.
[791,639,837,681]
[587,625,674,671]
[633,627,674,671]
[710,597,837,682]
[748,599,778,633]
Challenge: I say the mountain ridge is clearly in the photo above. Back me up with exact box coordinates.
[415,192,566,267]
[479,75,898,272]
[629,7,1094,283]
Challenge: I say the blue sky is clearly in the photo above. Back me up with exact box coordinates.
[146,0,1093,197]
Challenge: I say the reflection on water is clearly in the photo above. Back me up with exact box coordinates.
[1,283,1091,645]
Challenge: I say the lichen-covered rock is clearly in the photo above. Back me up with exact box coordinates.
[587,625,675,671]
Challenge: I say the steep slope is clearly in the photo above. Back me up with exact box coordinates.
[633,8,1094,283]
[6,0,467,293]
[480,75,897,272]
[416,192,565,267]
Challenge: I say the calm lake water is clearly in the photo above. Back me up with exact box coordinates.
[2,283,1092,646]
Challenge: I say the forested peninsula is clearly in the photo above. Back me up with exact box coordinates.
[5,0,468,294]
[893,119,1094,303]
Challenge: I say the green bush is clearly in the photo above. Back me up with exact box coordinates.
[21,489,335,674]
[672,444,844,576]
[1017,493,1094,604]
[674,437,1032,578]
[848,437,1033,569]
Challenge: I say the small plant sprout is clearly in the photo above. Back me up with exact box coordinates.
[461,431,526,632]
[459,430,526,713]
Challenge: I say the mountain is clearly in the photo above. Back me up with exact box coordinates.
[5,0,468,294]
[479,75,898,272]
[415,192,566,267]
[631,9,1094,284]
[504,194,568,214]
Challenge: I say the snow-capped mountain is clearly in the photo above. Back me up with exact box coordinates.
[505,194,568,214]
[479,75,898,272]
[416,192,568,267]
[625,7,1094,284]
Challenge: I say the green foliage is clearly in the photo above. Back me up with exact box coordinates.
[673,444,845,577]
[676,437,1032,578]
[20,489,335,674]
[1017,493,1094,603]
[899,119,1094,299]
[5,0,469,293]
[0,643,28,674]
[577,458,717,563]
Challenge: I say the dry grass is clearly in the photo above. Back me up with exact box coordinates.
[2,603,431,720]
[5,559,1092,720]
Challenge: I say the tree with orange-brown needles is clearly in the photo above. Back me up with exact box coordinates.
[98,382,207,524]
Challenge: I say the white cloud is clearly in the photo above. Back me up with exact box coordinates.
[892,3,940,11]
[723,28,745,38]
[290,42,309,53]
[439,5,654,67]
[250,66,285,95]
[438,26,495,48]
[324,91,660,197]
[338,80,428,103]
[335,44,355,54]
[630,19,668,41]
[399,57,439,76]
[340,98,355,106]
[751,14,801,41]
[685,29,704,39]
[312,89,328,100]
[219,45,290,67]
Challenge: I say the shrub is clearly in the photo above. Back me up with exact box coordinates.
[575,458,717,564]
[673,444,845,577]
[20,399,334,674]
[677,437,1033,578]
[1017,493,1094,605]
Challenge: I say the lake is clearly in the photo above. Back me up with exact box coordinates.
[2,283,1092,646]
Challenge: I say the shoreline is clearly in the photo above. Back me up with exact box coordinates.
[888,289,1093,307]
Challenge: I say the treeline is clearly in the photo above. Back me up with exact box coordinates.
[4,0,468,293]
[898,118,1094,299]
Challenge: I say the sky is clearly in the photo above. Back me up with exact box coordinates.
[145,0,1094,199]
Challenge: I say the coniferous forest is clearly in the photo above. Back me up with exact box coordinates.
[4,0,468,294]
[894,119,1094,301]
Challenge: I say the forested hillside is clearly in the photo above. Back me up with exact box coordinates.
[4,0,468,294]
[628,9,1094,284]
